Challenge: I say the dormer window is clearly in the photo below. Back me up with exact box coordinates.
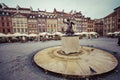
[2,12,4,15]
[61,14,63,16]
[42,15,44,17]
[30,16,32,18]
[33,16,35,18]
[50,16,52,18]
[6,13,9,15]
[38,15,41,17]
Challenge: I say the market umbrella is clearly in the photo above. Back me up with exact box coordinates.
[52,32,63,36]
[5,33,13,37]
[0,33,7,37]
[39,32,51,36]
[89,32,98,35]
[28,33,38,37]
[13,33,23,37]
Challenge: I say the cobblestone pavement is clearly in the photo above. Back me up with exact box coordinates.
[0,37,120,80]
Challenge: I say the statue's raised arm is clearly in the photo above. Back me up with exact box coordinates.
[63,18,75,36]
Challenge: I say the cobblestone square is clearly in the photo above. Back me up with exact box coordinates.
[0,38,120,80]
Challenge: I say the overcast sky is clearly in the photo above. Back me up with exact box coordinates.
[1,0,120,19]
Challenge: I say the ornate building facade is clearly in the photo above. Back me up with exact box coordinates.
[73,12,83,32]
[1,3,120,36]
[103,6,120,36]
[87,17,95,32]
[27,13,38,34]
[12,13,28,34]
[37,11,47,33]
[94,19,104,36]
[46,12,57,33]
[0,11,12,33]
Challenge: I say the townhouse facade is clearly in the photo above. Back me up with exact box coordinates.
[12,13,28,34]
[94,19,103,36]
[37,11,47,33]
[82,17,88,32]
[27,13,38,34]
[53,8,66,32]
[103,6,120,36]
[0,11,12,34]
[87,17,95,32]
[73,12,83,32]
[1,3,120,36]
[115,6,120,32]
[46,12,57,33]
[0,3,101,35]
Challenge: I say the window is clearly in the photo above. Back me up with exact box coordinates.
[22,28,24,32]
[61,14,63,16]
[14,28,16,32]
[1,17,4,20]
[54,24,56,27]
[2,29,5,33]
[25,29,27,32]
[2,22,4,27]
[8,29,10,32]
[6,13,9,15]
[118,25,120,29]
[38,15,41,17]
[43,29,45,32]
[33,16,35,18]
[30,16,32,18]
[119,14,120,17]
[50,16,52,18]
[42,15,44,17]
[58,18,60,21]
[7,22,9,27]
[2,12,4,15]
[18,28,20,32]
[118,19,120,22]
[6,17,8,21]
[13,23,15,27]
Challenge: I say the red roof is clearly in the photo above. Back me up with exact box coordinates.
[4,7,30,11]
[104,12,116,18]
[19,8,30,11]
[114,6,120,11]
[4,7,16,10]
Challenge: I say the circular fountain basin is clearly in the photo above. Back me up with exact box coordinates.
[33,46,118,77]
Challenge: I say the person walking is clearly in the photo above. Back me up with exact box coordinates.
[118,35,120,46]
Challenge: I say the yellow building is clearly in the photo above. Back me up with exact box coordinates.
[82,17,88,32]
[12,13,28,34]
[46,12,57,33]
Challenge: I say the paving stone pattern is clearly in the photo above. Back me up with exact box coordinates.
[0,37,120,80]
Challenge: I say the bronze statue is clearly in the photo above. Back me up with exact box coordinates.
[63,18,75,36]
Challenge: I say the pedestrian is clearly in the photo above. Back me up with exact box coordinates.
[118,35,120,46]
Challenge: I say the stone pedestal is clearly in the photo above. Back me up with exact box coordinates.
[61,36,79,54]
